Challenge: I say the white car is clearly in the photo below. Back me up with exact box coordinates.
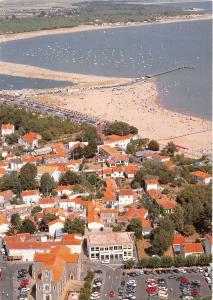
[128,280,136,283]
[178,268,186,273]
[90,296,100,300]
[205,277,212,284]
[20,288,29,293]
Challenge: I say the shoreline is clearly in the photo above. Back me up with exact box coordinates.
[1,79,211,157]
[0,13,211,44]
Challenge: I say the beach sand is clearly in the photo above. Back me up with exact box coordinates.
[5,79,210,157]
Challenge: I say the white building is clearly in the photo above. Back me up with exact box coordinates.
[21,190,40,204]
[56,185,73,197]
[48,219,64,237]
[87,230,134,262]
[118,189,134,211]
[103,134,137,150]
[191,171,212,185]
[181,243,204,257]
[1,124,15,136]
[144,179,158,192]
[18,132,41,150]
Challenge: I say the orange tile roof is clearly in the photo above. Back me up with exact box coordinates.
[0,168,7,175]
[102,189,116,201]
[173,234,185,245]
[113,166,124,172]
[145,179,158,185]
[21,190,39,197]
[0,213,8,225]
[101,134,135,143]
[97,168,113,176]
[48,219,64,226]
[23,132,40,143]
[191,171,212,179]
[22,156,40,163]
[56,185,71,191]
[34,246,79,283]
[112,154,128,161]
[124,207,148,223]
[141,219,152,229]
[148,190,177,210]
[99,145,119,155]
[119,189,134,196]
[37,165,58,175]
[1,123,14,130]
[100,209,119,214]
[124,165,140,174]
[184,243,204,253]
[39,198,56,205]
[104,178,117,191]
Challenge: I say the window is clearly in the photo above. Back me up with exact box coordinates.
[91,253,95,258]
[95,247,99,251]
[44,270,49,277]
[109,246,113,250]
[53,286,56,291]
[45,296,50,300]
[114,246,118,250]
[44,285,50,292]
[91,247,94,251]
[100,247,104,251]
[105,247,108,251]
[118,246,122,250]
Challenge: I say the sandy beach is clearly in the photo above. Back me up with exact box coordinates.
[0,14,212,157]
[1,79,211,157]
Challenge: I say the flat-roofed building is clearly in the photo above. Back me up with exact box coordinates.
[87,230,134,262]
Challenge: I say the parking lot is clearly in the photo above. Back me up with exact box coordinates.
[90,265,212,300]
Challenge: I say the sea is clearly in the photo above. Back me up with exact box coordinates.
[0,1,211,119]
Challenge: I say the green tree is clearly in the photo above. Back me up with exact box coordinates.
[185,255,198,267]
[63,218,85,235]
[10,213,21,229]
[5,133,18,145]
[40,173,56,194]
[59,171,80,185]
[174,255,185,267]
[19,163,37,190]
[112,224,122,232]
[104,121,138,136]
[148,140,159,151]
[39,213,57,231]
[126,218,142,239]
[0,172,22,194]
[18,219,37,234]
[162,142,178,156]
[160,256,173,268]
[124,259,135,269]
[83,141,97,158]
[146,257,161,268]
[87,174,97,186]
[152,228,173,256]
[31,206,42,216]
[171,206,185,233]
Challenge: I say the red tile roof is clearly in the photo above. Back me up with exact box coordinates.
[173,234,185,245]
[119,189,134,196]
[145,179,158,185]
[191,171,212,179]
[21,190,39,197]
[184,243,204,253]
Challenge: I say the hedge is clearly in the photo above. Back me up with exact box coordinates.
[79,271,94,300]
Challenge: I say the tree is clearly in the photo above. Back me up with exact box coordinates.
[87,174,97,186]
[152,228,173,256]
[124,259,135,269]
[148,140,159,151]
[5,133,18,145]
[39,213,57,231]
[171,206,185,233]
[112,224,122,232]
[18,219,37,234]
[162,142,178,156]
[126,218,142,239]
[174,255,185,267]
[31,206,42,216]
[146,257,161,268]
[19,163,37,190]
[40,173,56,194]
[59,171,80,185]
[10,213,21,229]
[63,218,85,235]
[185,255,198,267]
[83,141,97,158]
[183,224,195,236]
[104,121,138,136]
[160,256,173,268]
[0,173,22,194]
[77,124,100,143]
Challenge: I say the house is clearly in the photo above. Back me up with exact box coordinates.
[97,168,113,179]
[67,159,81,172]
[118,189,134,211]
[21,190,40,204]
[124,165,140,179]
[0,168,7,178]
[204,235,212,255]
[111,154,129,166]
[1,123,15,136]
[48,219,64,237]
[141,219,153,236]
[18,132,41,149]
[87,229,134,262]
[8,158,24,171]
[98,145,119,158]
[173,234,186,255]
[100,209,118,224]
[0,213,9,236]
[112,166,124,178]
[191,171,212,185]
[33,246,81,300]
[56,185,73,197]
[181,243,204,257]
[37,165,61,182]
[144,179,158,192]
[101,134,137,150]
[102,190,118,208]
[87,203,104,231]
[0,190,14,208]
[39,198,56,209]
[148,189,177,214]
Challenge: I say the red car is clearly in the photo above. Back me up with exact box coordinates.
[21,279,29,286]
[109,290,116,298]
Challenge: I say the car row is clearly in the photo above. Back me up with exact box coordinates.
[90,276,103,300]
[118,279,137,300]
[178,277,201,300]
[17,268,29,300]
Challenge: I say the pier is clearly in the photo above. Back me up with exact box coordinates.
[145,65,195,78]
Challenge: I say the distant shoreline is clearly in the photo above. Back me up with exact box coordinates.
[0,13,211,44]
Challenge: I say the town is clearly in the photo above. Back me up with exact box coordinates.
[0,104,212,300]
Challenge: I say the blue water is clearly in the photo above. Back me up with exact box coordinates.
[0,19,211,119]
[0,74,73,90]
